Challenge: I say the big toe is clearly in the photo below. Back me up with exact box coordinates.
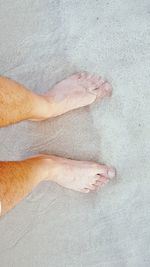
[94,82,112,97]
[96,164,116,179]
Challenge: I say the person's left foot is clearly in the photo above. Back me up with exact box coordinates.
[31,72,112,120]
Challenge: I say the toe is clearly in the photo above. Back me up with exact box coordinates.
[102,82,112,95]
[80,71,89,78]
[79,72,108,93]
[70,71,90,80]
[80,188,90,193]
[88,74,105,86]
[87,184,97,191]
[95,82,112,98]
[76,71,89,80]
[95,164,116,179]
[86,75,102,91]
[95,180,103,186]
[70,73,82,80]
[95,164,109,177]
[86,74,105,89]
[96,176,109,185]
[95,176,110,189]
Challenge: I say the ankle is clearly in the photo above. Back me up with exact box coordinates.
[30,155,58,181]
[29,94,51,121]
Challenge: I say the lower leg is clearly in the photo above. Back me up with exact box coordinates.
[0,72,112,127]
[0,155,116,216]
[0,156,51,215]
[0,76,50,127]
[0,73,115,216]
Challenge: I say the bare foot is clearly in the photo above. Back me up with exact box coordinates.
[42,155,116,193]
[45,72,112,117]
[31,72,112,121]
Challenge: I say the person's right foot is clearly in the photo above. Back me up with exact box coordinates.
[42,155,116,193]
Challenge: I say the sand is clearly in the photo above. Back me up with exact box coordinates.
[0,0,150,266]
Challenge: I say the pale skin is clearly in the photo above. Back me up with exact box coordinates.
[0,72,116,216]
